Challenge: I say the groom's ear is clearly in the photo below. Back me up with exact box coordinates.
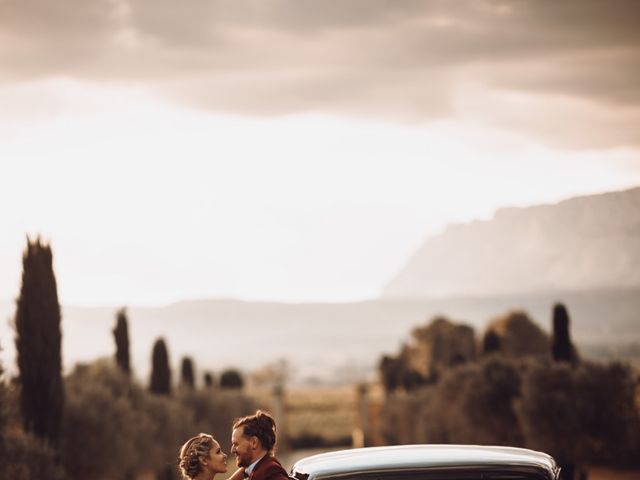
[249,435,260,450]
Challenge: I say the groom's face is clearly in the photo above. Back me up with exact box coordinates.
[231,426,254,468]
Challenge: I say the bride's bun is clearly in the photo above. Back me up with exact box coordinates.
[178,433,215,479]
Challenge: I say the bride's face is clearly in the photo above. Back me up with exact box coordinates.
[204,440,228,474]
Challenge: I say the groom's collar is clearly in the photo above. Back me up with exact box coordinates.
[246,454,267,477]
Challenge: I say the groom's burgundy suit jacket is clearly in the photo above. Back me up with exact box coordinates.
[250,454,289,480]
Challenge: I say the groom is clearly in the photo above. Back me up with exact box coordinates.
[231,410,289,480]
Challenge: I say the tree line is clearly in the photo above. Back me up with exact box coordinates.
[0,237,255,480]
[378,306,640,480]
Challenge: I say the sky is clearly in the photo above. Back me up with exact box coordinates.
[1,0,640,306]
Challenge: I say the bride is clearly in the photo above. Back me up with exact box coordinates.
[178,433,245,480]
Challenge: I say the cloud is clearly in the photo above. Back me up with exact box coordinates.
[1,0,639,147]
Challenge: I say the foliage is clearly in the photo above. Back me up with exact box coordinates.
[0,353,63,480]
[62,365,139,479]
[220,369,244,389]
[379,355,398,392]
[180,356,195,389]
[0,351,8,437]
[0,431,65,480]
[482,330,501,355]
[113,307,131,374]
[485,311,550,359]
[552,303,578,364]
[573,362,640,466]
[178,389,256,452]
[410,317,477,373]
[382,351,640,472]
[425,357,524,446]
[203,371,214,388]
[379,350,429,394]
[14,237,64,446]
[378,316,478,395]
[408,357,524,446]
[0,355,11,475]
[150,338,172,395]
[56,360,255,479]
[516,361,640,469]
[380,387,433,445]
[138,388,190,478]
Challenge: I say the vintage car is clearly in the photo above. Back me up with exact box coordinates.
[290,444,560,480]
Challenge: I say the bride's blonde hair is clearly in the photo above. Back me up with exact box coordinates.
[178,433,215,479]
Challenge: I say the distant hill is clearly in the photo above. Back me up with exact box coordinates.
[2,288,638,385]
[383,186,640,298]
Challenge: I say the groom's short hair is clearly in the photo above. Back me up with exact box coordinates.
[233,410,277,453]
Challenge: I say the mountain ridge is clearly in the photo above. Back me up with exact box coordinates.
[383,186,640,298]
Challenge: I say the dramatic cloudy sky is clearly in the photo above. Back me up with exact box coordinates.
[1,0,639,306]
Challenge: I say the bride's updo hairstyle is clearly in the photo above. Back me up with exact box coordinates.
[233,410,277,454]
[178,433,215,479]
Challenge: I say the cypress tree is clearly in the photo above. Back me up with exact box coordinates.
[378,355,401,394]
[14,237,64,446]
[203,371,214,388]
[180,356,195,389]
[149,338,171,395]
[0,350,9,476]
[0,348,8,438]
[112,307,130,375]
[552,303,574,363]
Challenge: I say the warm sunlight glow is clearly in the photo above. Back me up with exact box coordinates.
[1,80,639,306]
